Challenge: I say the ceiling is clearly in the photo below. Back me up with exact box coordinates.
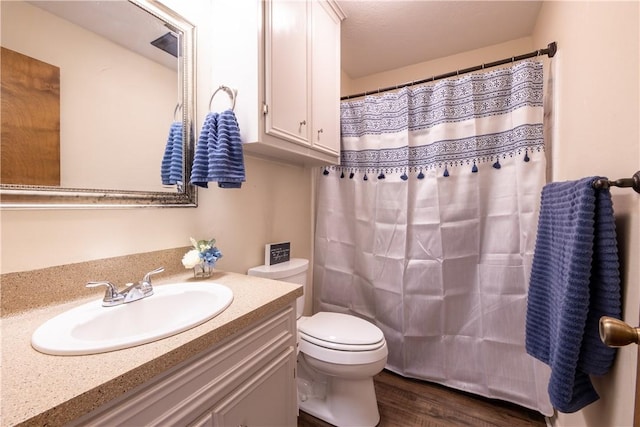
[338,1,543,79]
[28,1,178,70]
[30,1,542,80]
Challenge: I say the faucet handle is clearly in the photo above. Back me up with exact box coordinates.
[143,267,165,284]
[86,281,124,306]
[139,267,165,295]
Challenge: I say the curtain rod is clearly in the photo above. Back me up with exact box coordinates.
[341,41,557,100]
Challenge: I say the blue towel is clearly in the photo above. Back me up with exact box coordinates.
[525,176,621,413]
[208,109,245,188]
[160,121,183,185]
[190,110,245,189]
[190,112,218,188]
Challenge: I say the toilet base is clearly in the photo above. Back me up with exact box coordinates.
[297,356,381,427]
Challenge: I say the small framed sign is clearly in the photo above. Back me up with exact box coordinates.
[265,242,291,265]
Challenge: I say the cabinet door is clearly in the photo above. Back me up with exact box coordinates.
[209,348,297,427]
[264,0,310,146]
[311,0,341,157]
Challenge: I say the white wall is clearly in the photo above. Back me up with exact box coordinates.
[0,0,313,279]
[341,37,535,97]
[344,2,639,425]
[533,2,640,426]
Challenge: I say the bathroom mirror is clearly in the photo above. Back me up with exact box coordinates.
[0,0,196,208]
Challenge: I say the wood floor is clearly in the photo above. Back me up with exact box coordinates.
[297,370,546,427]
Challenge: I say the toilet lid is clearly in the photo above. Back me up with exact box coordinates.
[298,312,384,346]
[247,258,308,279]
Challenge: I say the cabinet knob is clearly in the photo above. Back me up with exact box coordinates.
[317,128,323,140]
[299,120,307,133]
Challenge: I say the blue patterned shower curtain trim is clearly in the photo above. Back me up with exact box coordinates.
[339,124,542,173]
[332,60,545,178]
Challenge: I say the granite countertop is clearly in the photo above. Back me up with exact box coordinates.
[1,270,302,427]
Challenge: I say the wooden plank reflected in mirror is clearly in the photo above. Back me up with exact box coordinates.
[1,47,60,186]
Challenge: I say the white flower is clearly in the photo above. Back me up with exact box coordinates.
[181,249,202,269]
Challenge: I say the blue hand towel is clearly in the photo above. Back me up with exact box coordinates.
[190,110,245,189]
[207,109,245,188]
[190,112,218,188]
[160,121,183,185]
[525,177,621,413]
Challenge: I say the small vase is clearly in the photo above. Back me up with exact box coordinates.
[193,261,214,278]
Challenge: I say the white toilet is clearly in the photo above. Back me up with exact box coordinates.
[248,258,388,427]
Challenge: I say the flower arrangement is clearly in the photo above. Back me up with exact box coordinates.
[182,237,222,277]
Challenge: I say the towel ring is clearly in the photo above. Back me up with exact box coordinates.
[209,85,237,112]
[173,103,182,121]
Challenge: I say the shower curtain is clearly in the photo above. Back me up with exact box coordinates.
[314,60,553,415]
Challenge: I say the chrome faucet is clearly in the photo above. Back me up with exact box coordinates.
[86,267,165,307]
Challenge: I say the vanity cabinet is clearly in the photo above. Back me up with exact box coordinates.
[194,349,295,426]
[209,0,344,166]
[71,306,297,426]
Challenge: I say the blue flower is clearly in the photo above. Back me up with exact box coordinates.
[201,246,222,264]
[183,237,223,268]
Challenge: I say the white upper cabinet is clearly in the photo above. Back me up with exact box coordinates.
[209,0,345,166]
[264,0,310,146]
[310,0,342,156]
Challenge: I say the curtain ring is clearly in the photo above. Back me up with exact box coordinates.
[511,56,515,63]
[208,85,237,112]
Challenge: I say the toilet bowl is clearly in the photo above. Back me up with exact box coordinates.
[247,259,388,427]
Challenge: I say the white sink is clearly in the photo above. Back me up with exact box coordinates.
[31,282,234,356]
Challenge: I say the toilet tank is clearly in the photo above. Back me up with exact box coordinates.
[247,258,309,318]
